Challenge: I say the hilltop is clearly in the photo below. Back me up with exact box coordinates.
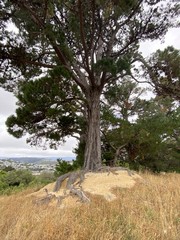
[0,172,179,240]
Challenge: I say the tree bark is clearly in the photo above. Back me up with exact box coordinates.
[83,88,102,171]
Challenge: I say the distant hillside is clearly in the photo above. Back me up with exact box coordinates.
[0,157,75,164]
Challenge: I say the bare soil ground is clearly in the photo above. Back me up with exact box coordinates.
[29,170,142,207]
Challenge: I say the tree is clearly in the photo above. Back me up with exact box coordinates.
[101,78,145,164]
[102,88,180,171]
[0,0,179,170]
[140,46,180,101]
[134,98,180,172]
[5,71,84,149]
[54,158,81,176]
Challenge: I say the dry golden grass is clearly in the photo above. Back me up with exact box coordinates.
[0,172,179,240]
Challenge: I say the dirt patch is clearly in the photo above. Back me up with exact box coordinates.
[29,170,142,207]
[82,171,142,201]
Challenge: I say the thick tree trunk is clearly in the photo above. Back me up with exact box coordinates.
[83,89,102,171]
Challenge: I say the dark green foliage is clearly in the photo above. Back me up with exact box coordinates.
[74,139,86,168]
[4,169,34,187]
[2,166,15,172]
[54,159,81,177]
[93,56,131,76]
[0,169,57,194]
[35,171,56,185]
[101,79,180,172]
[132,112,180,172]
[54,159,74,176]
[146,46,180,100]
[5,70,84,148]
[0,169,35,194]
[0,170,8,191]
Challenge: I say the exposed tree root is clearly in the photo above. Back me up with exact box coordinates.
[53,170,90,204]
[34,170,89,206]
[34,188,57,205]
[53,170,87,192]
[96,166,135,177]
[34,167,134,206]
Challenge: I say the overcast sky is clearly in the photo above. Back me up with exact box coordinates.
[0,27,180,158]
[0,89,77,158]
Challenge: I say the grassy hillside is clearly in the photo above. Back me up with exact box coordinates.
[0,172,179,240]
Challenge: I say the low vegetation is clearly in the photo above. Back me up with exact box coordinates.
[0,169,55,195]
[0,172,179,240]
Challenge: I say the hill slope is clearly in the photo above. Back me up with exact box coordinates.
[0,172,179,240]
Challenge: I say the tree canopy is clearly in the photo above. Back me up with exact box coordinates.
[0,0,179,170]
[6,68,84,148]
[145,46,180,100]
[102,84,180,171]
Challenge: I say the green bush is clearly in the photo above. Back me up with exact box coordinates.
[4,169,34,187]
[54,159,81,177]
[2,166,15,172]
[0,169,35,195]
[35,171,56,184]
[0,170,8,191]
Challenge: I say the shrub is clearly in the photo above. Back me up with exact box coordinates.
[2,166,15,172]
[4,170,34,187]
[54,159,81,177]
[35,171,56,184]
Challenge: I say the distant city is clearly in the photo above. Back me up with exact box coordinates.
[0,157,75,175]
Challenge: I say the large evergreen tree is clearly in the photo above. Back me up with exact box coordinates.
[145,46,180,100]
[102,83,180,171]
[0,0,179,170]
[5,70,85,149]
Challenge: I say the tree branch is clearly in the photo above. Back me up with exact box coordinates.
[78,0,91,77]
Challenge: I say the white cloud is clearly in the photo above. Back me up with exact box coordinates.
[0,129,77,158]
[0,89,77,157]
[139,28,180,57]
[0,89,16,115]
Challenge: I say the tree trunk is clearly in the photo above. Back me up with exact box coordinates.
[83,89,102,171]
